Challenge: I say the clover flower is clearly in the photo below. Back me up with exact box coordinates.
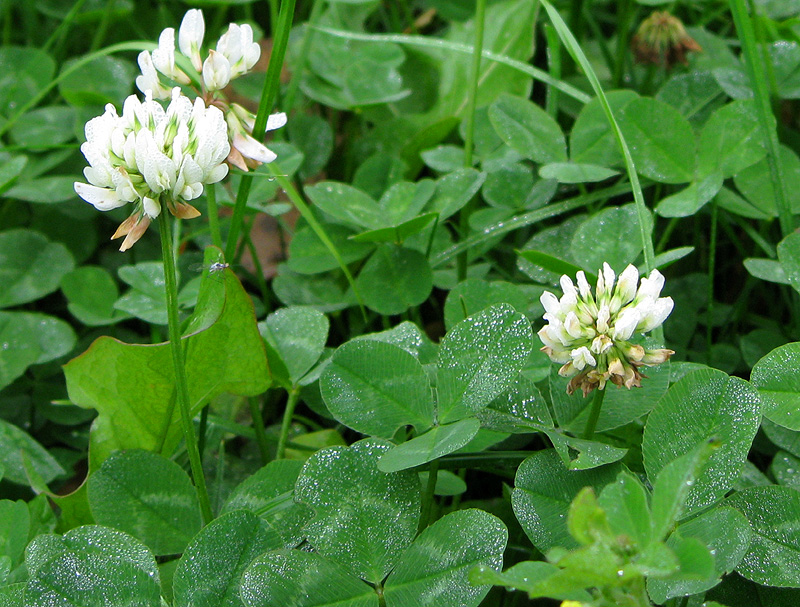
[73,88,230,251]
[631,11,701,68]
[539,263,675,396]
[134,8,283,172]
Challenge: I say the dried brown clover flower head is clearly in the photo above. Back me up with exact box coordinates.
[632,11,702,68]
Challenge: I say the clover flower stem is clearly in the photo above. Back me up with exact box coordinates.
[456,0,487,282]
[158,211,213,526]
[205,183,222,249]
[418,458,440,534]
[225,0,296,262]
[276,385,301,460]
[248,397,270,466]
[582,386,606,440]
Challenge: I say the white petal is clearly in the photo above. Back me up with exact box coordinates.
[615,264,639,305]
[637,269,666,301]
[233,132,277,163]
[178,9,205,71]
[576,271,592,299]
[266,112,287,132]
[540,291,561,317]
[143,196,161,218]
[570,346,596,370]
[202,50,231,91]
[74,182,127,211]
[613,308,641,341]
[637,297,674,333]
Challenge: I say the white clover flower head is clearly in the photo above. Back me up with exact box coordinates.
[74,88,230,251]
[538,263,675,396]
[131,9,282,175]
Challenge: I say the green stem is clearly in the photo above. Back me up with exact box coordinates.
[284,0,325,115]
[206,183,222,249]
[706,200,718,364]
[249,397,270,465]
[544,23,562,119]
[729,0,793,236]
[457,0,488,282]
[225,0,297,261]
[158,211,213,526]
[582,387,606,440]
[418,458,440,533]
[276,386,300,459]
[612,0,633,88]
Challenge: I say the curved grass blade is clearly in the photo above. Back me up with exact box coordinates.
[539,0,655,275]
[268,164,366,317]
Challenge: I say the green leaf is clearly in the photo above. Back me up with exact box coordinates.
[697,100,767,178]
[618,97,696,183]
[778,231,800,296]
[597,470,652,549]
[443,278,535,330]
[421,145,467,172]
[0,46,56,117]
[6,175,79,203]
[752,341,800,430]
[489,94,567,164]
[743,257,790,285]
[570,204,652,273]
[354,321,438,364]
[437,303,533,423]
[643,369,761,512]
[377,418,481,472]
[649,440,718,542]
[294,440,421,583]
[482,162,535,208]
[567,486,612,546]
[424,168,485,221]
[260,306,329,386]
[0,311,76,391]
[377,180,436,226]
[733,145,800,217]
[59,55,137,106]
[174,510,284,607]
[512,449,622,552]
[383,509,507,607]
[648,506,752,602]
[0,155,27,195]
[220,460,312,548]
[87,450,202,556]
[515,251,593,286]
[64,256,270,469]
[357,246,433,315]
[240,549,377,607]
[9,105,75,148]
[61,266,130,326]
[477,372,553,432]
[350,213,437,244]
[469,560,592,602]
[544,430,629,470]
[24,525,160,607]
[305,181,380,229]
[0,500,30,575]
[539,162,619,183]
[320,339,434,438]
[772,451,800,489]
[288,113,333,179]
[655,172,724,218]
[0,229,75,308]
[570,90,639,167]
[726,486,800,587]
[287,224,374,274]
